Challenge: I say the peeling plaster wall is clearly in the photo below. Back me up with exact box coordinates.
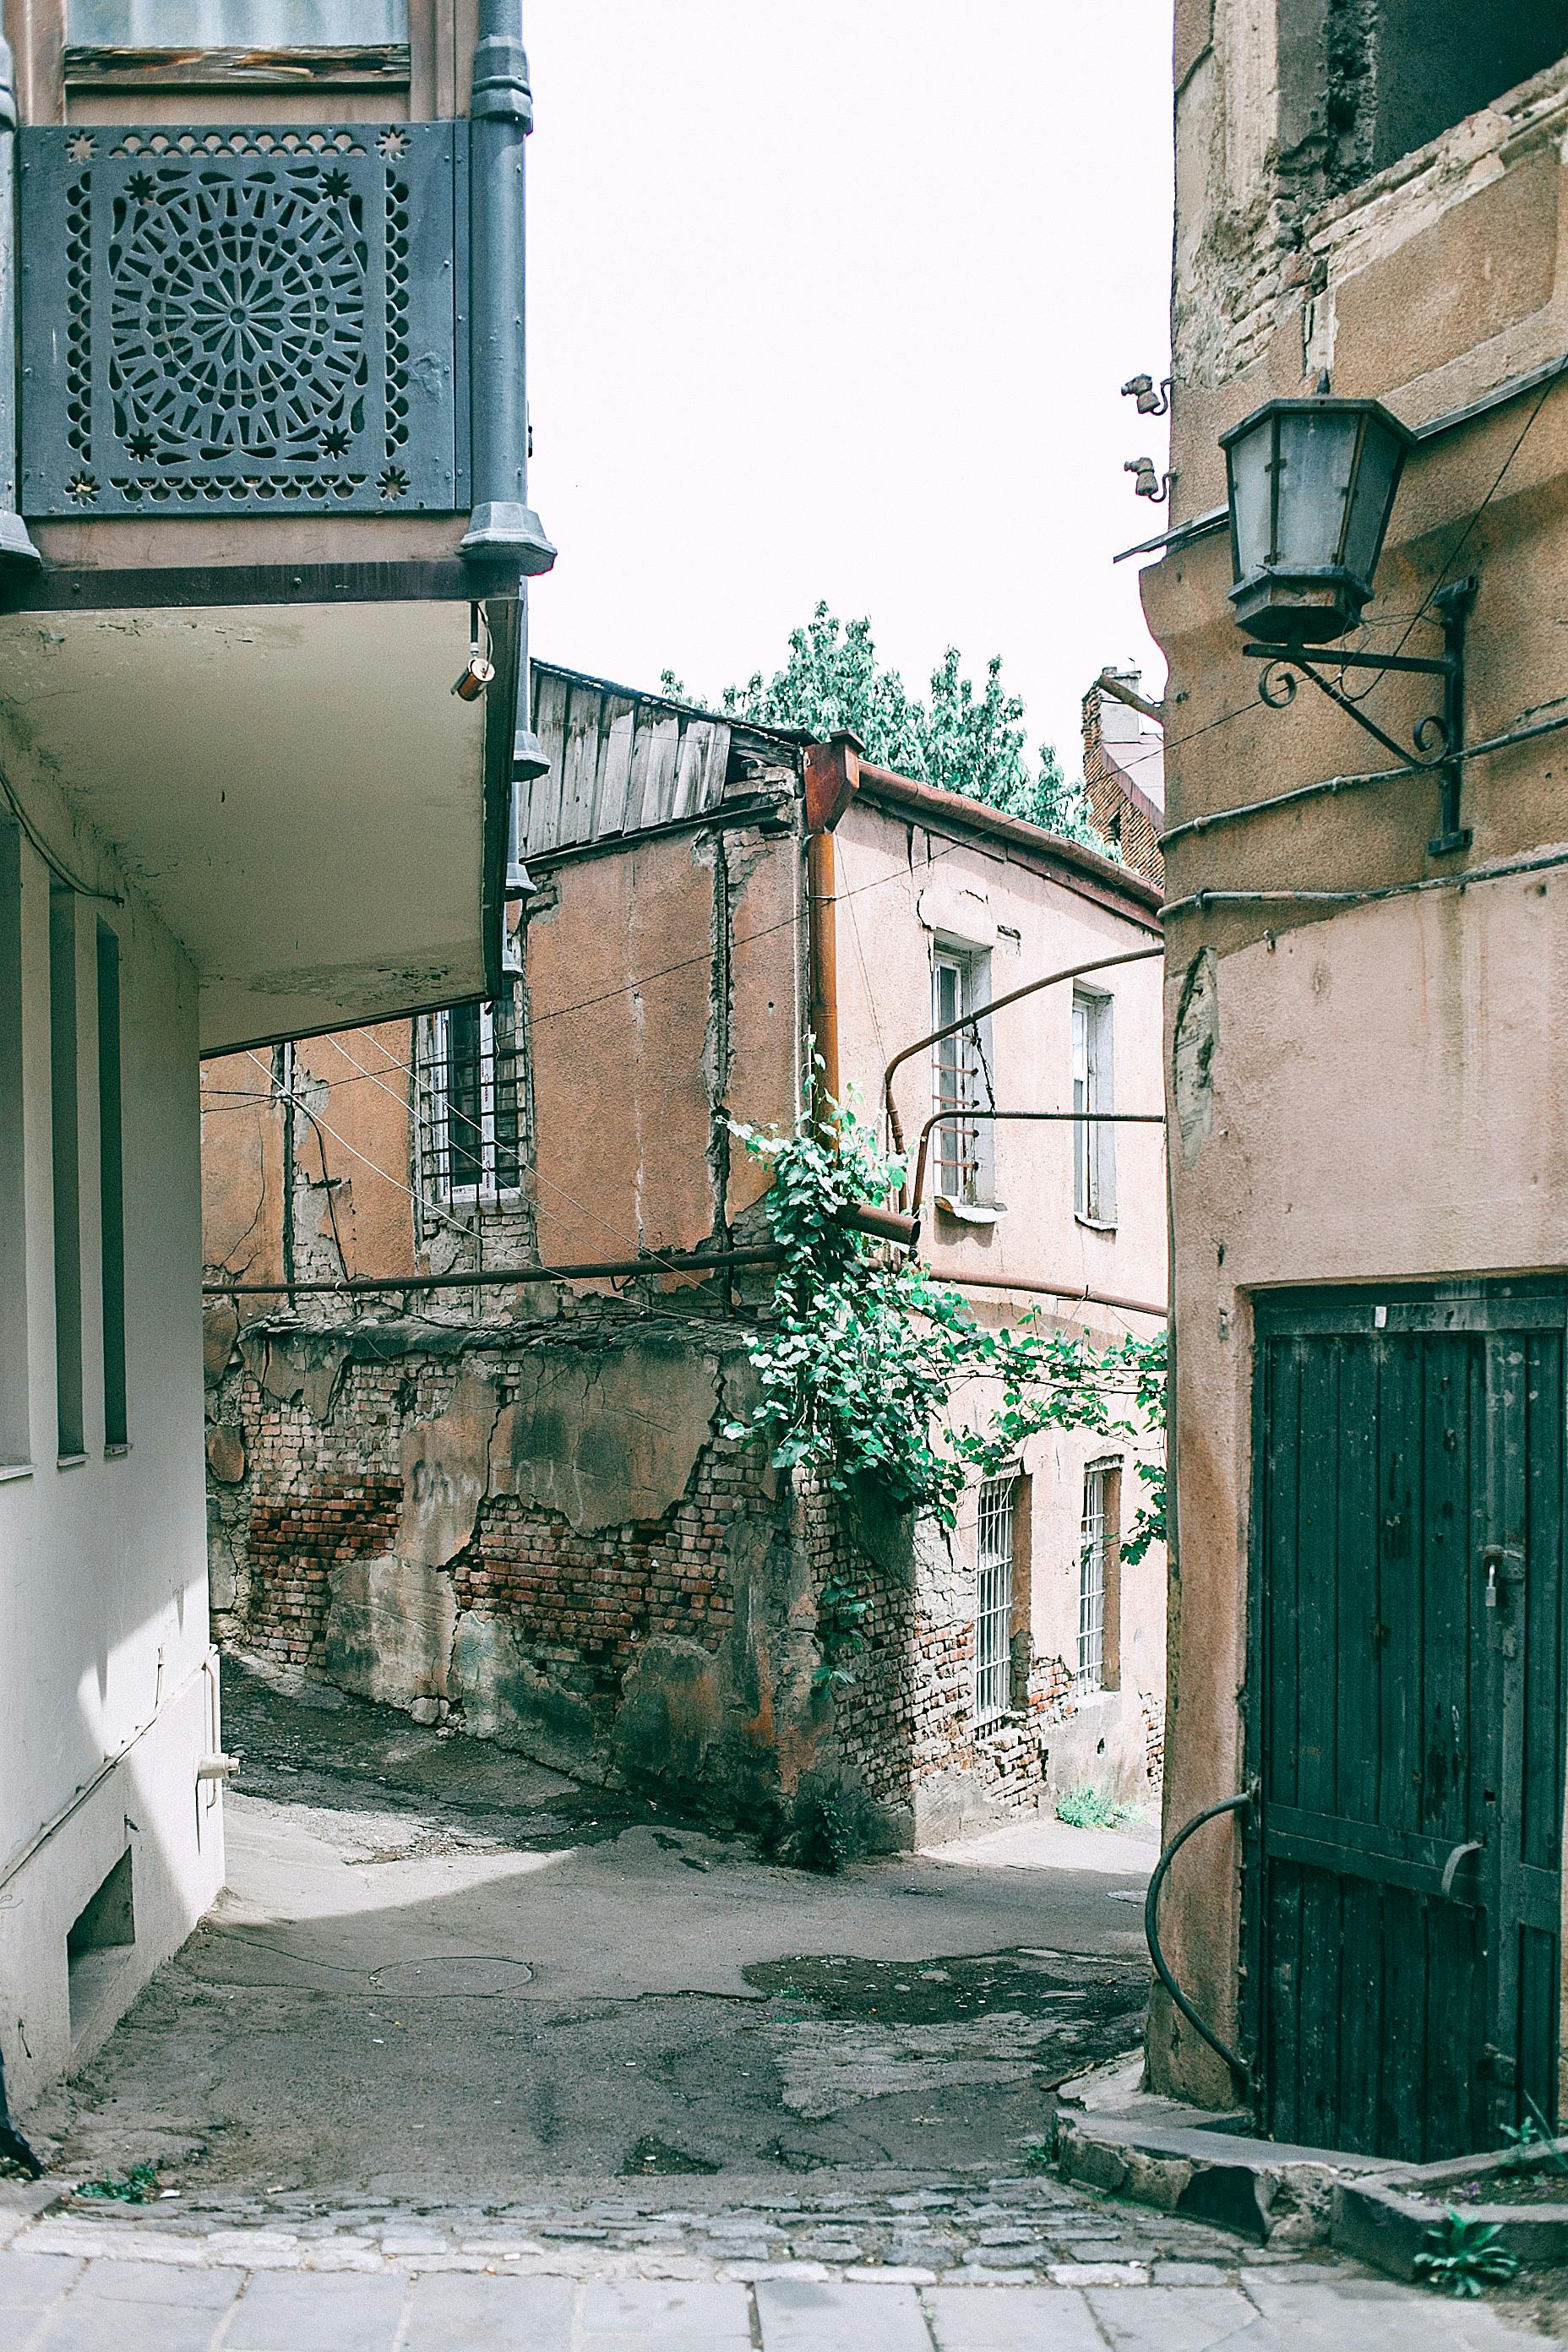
[203,1299,1152,1839]
[1148,8,1568,2108]
[205,1304,837,1823]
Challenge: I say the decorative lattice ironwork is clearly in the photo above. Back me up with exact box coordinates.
[19,124,463,519]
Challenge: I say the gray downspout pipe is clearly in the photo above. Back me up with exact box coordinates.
[459,0,556,574]
[0,30,40,571]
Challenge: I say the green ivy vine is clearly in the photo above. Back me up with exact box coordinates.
[724,1097,1167,1689]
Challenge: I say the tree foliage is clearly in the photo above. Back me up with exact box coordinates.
[724,1097,1165,1685]
[721,603,1111,853]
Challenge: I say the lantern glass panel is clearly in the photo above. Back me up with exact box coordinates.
[1228,415,1275,577]
[1271,407,1361,571]
[1341,416,1407,586]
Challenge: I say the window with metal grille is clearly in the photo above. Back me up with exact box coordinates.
[1072,988,1115,1225]
[415,995,525,1210]
[1077,1463,1111,1693]
[974,1476,1015,1724]
[932,950,990,1204]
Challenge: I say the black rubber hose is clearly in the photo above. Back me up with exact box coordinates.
[1144,1789,1253,2086]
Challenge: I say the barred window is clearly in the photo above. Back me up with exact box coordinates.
[974,1476,1015,1725]
[415,996,525,1208]
[1077,1463,1112,1694]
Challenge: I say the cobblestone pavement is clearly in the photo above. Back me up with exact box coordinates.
[1,2175,1559,2346]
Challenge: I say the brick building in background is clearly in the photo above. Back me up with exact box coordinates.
[200,663,1168,1848]
[1081,670,1165,889]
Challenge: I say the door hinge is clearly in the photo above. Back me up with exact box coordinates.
[1480,2043,1519,2088]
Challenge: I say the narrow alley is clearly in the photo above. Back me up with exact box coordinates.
[28,1657,1157,2197]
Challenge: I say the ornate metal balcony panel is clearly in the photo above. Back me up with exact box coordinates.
[17,124,466,518]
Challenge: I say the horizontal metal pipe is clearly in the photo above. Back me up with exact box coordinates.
[849,1200,922,1248]
[1159,704,1568,853]
[882,945,1165,1162]
[204,1245,781,1298]
[939,1270,1168,1320]
[1161,838,1568,923]
[910,1106,1166,1217]
[202,1205,918,1299]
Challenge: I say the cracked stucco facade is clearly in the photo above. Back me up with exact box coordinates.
[201,717,1168,1843]
[1146,5,1568,2109]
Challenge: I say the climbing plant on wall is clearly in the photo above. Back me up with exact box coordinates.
[724,1098,1166,1687]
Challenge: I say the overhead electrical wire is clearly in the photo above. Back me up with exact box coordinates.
[313,1026,710,1282]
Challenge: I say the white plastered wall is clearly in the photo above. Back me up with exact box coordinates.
[0,805,222,2115]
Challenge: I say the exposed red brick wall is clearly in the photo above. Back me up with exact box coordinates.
[208,1323,1081,1834]
[452,1451,749,1704]
[1081,681,1165,888]
[244,1473,402,1664]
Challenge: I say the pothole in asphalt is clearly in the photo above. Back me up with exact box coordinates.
[744,1946,1148,2028]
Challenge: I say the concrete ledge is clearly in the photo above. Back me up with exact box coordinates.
[1334,2139,1568,2279]
[1054,2108,1395,2245]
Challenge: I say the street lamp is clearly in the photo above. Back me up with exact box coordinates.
[1222,396,1413,646]
[1221,393,1477,855]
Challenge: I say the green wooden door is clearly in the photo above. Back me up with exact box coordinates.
[1249,1287,1566,2161]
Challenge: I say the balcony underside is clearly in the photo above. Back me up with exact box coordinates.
[0,595,510,1052]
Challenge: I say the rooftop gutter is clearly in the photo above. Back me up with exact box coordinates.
[851,760,1164,929]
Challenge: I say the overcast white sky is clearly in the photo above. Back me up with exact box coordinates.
[524,3,1173,780]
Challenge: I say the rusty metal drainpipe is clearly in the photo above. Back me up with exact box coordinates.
[803,732,863,1136]
[881,943,1165,1195]
[806,828,839,1132]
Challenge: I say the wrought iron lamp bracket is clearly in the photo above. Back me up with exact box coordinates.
[1244,575,1478,856]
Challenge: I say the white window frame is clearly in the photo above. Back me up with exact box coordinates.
[974,1474,1015,1726]
[1072,987,1116,1228]
[931,945,993,1206]
[416,997,525,1211]
[1077,1461,1114,1695]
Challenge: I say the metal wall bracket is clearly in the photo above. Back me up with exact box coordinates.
[1244,576,1478,858]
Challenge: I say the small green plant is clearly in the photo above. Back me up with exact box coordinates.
[1413,2208,1521,2297]
[1021,2137,1054,2173]
[1502,2093,1568,2176]
[74,2164,160,2204]
[813,1571,872,1693]
[786,1785,867,1874]
[1056,1783,1139,1831]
